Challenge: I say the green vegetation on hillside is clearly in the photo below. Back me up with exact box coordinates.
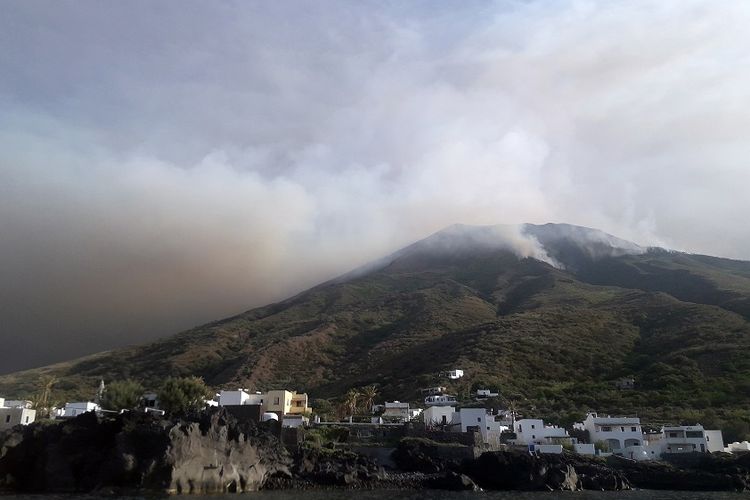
[2,225,750,441]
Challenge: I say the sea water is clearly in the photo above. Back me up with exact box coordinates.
[2,491,748,500]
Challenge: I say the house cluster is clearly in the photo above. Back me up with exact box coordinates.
[365,378,736,461]
[215,389,312,428]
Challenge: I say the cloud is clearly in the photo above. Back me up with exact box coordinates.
[1,0,750,371]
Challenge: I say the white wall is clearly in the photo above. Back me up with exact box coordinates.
[0,408,36,430]
[423,406,457,426]
[582,413,642,450]
[515,419,545,445]
[705,430,724,453]
[63,402,99,417]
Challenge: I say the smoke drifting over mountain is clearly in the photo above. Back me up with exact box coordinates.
[2,1,750,372]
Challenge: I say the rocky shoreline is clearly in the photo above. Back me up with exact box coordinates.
[1,410,749,494]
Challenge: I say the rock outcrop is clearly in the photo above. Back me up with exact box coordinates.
[609,455,750,491]
[0,409,290,494]
[463,451,630,491]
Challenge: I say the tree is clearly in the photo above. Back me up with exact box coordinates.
[359,385,378,414]
[343,388,359,417]
[102,379,144,411]
[31,375,58,418]
[158,376,211,416]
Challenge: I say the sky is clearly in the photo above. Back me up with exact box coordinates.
[1,0,750,373]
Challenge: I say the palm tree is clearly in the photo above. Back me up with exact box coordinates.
[343,388,359,417]
[359,385,378,414]
[32,374,58,418]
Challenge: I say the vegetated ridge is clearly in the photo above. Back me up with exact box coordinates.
[2,223,750,439]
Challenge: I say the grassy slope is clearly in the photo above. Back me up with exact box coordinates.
[2,247,750,439]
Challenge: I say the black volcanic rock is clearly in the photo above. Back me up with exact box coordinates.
[0,409,290,494]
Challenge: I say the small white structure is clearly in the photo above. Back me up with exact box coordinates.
[574,443,596,455]
[282,414,309,428]
[142,393,159,409]
[383,401,410,422]
[476,389,499,399]
[0,407,36,431]
[458,408,509,445]
[425,394,457,407]
[409,408,423,420]
[725,441,750,453]
[577,412,643,452]
[261,412,279,422]
[423,405,457,427]
[446,369,464,380]
[219,389,266,407]
[62,402,100,418]
[531,444,563,454]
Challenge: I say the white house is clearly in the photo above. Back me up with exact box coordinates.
[446,369,464,380]
[577,412,643,452]
[423,405,458,427]
[62,402,100,418]
[383,401,410,422]
[514,419,573,446]
[657,425,723,455]
[458,408,509,445]
[0,407,36,431]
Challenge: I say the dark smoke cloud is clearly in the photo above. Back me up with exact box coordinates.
[1,0,749,372]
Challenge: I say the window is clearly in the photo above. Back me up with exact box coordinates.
[531,424,535,429]
[602,426,612,432]
[620,427,625,432]
[4,415,9,423]
[477,417,481,422]
[25,416,29,423]
[631,427,637,432]
[518,425,522,432]
[686,431,703,438]
[532,435,536,439]
[669,432,678,438]
[274,397,280,405]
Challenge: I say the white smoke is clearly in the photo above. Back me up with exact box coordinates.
[1,0,750,371]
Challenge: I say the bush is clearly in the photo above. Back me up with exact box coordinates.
[157,376,211,416]
[102,379,144,411]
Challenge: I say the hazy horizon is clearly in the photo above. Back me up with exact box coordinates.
[2,1,750,373]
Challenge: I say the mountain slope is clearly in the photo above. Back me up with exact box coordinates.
[2,223,750,437]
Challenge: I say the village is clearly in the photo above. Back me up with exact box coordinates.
[2,368,750,464]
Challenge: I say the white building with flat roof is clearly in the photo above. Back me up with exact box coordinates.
[458,408,509,445]
[62,402,100,418]
[0,407,36,431]
[577,412,643,452]
[655,425,724,455]
[423,405,458,427]
[219,389,257,406]
[383,401,410,422]
[514,419,573,446]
